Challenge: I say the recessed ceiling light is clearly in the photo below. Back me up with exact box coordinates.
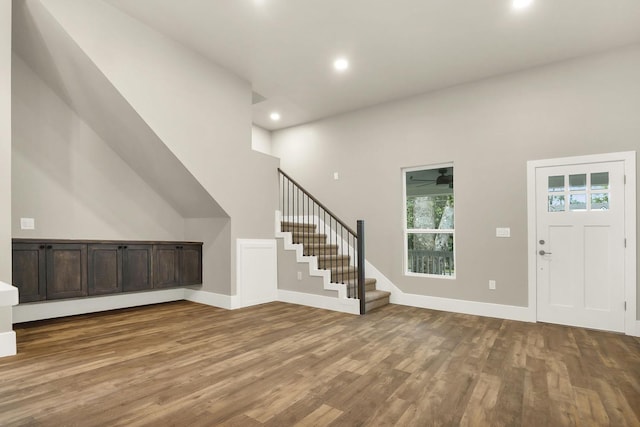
[512,0,533,10]
[270,112,281,121]
[333,58,349,72]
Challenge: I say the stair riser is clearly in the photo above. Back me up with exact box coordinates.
[365,282,376,293]
[331,271,358,282]
[303,247,339,256]
[318,258,351,269]
[292,236,327,244]
[366,297,390,312]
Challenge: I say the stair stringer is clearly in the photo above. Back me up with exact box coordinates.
[275,211,357,303]
[277,211,397,292]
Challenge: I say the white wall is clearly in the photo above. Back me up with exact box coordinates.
[252,125,273,156]
[12,56,186,241]
[0,0,11,284]
[0,1,15,357]
[273,45,640,313]
[276,239,338,297]
[34,0,279,295]
[185,217,230,294]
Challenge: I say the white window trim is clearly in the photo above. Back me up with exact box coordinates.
[402,163,456,279]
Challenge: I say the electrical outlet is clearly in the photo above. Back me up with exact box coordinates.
[333,172,339,180]
[489,280,496,290]
[297,271,302,280]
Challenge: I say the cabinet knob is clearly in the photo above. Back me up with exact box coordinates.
[123,246,128,249]
[46,245,52,249]
[118,246,122,249]
[39,245,45,249]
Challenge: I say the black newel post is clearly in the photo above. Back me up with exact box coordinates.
[357,220,365,315]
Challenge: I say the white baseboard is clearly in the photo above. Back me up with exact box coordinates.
[183,289,241,309]
[13,289,185,323]
[391,291,534,322]
[278,289,360,315]
[0,331,17,357]
[635,320,640,337]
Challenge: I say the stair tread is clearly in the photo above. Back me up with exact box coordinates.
[281,221,316,226]
[343,277,377,286]
[291,231,325,235]
[317,254,350,260]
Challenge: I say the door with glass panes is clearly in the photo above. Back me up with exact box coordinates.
[536,161,625,332]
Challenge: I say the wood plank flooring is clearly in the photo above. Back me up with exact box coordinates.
[1,301,639,426]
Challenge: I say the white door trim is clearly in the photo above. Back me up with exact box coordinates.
[527,151,637,336]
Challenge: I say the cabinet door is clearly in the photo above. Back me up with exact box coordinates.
[88,244,122,296]
[153,245,180,288]
[180,244,202,285]
[12,243,46,303]
[46,244,88,300]
[123,245,153,292]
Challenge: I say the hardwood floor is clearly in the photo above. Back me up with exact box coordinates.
[1,301,639,426]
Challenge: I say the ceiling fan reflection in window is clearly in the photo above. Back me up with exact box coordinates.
[409,168,453,188]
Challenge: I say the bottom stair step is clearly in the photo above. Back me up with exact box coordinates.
[365,290,391,313]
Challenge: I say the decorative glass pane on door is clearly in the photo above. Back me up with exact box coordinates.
[548,176,564,192]
[591,172,609,190]
[548,195,565,212]
[570,194,587,211]
[546,171,612,213]
[591,193,609,210]
[569,174,586,191]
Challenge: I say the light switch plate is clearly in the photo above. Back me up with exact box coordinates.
[333,172,339,180]
[20,217,35,230]
[496,227,510,238]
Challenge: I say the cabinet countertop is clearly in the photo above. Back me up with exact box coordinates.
[12,239,203,245]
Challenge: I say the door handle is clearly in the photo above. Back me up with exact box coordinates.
[539,250,552,255]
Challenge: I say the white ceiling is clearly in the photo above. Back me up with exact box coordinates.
[105,0,640,131]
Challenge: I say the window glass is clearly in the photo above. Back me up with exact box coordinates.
[569,194,587,211]
[591,193,609,210]
[569,174,586,191]
[591,172,609,190]
[548,195,565,212]
[548,176,565,192]
[404,165,454,278]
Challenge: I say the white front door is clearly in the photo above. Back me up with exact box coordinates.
[535,160,626,332]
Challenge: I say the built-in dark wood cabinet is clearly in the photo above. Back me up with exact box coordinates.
[12,243,87,302]
[12,243,46,303]
[12,239,202,304]
[88,244,153,295]
[122,245,153,292]
[88,244,122,296]
[45,244,88,300]
[153,244,202,288]
[180,244,203,286]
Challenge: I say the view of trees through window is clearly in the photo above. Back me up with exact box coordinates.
[404,165,455,277]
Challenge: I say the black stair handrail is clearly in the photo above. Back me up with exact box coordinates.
[278,169,357,236]
[278,168,366,314]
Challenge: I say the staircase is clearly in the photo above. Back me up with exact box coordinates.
[281,221,390,312]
